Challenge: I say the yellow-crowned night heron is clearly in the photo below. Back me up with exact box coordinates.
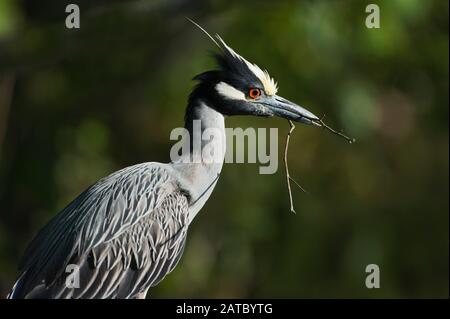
[8,22,321,299]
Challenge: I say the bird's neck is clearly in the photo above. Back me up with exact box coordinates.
[170,97,226,223]
[183,99,226,162]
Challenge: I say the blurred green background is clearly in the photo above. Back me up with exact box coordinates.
[0,0,448,298]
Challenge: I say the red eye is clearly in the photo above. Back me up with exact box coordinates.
[249,88,261,99]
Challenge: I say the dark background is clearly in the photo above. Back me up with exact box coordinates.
[0,0,448,298]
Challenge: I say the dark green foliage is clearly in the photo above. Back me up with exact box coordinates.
[0,0,448,298]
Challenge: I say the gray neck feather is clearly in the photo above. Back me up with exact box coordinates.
[170,100,225,223]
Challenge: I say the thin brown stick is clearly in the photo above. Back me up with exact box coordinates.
[283,120,307,214]
[314,115,356,144]
[289,176,308,194]
[283,114,354,214]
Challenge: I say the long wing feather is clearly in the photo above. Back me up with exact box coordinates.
[9,162,189,299]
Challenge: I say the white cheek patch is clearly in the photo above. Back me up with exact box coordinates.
[215,82,246,101]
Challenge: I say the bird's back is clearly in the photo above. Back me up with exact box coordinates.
[8,162,189,299]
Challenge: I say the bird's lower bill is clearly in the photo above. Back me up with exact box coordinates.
[261,95,321,126]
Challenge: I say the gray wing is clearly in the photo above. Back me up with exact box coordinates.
[9,163,189,299]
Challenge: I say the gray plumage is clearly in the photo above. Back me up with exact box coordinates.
[10,163,189,299]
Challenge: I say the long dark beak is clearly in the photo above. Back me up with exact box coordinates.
[261,95,321,126]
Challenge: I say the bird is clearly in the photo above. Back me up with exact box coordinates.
[8,21,321,299]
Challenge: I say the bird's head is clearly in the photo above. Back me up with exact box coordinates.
[190,21,320,126]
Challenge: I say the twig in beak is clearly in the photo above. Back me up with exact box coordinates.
[283,120,308,214]
[314,115,356,144]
